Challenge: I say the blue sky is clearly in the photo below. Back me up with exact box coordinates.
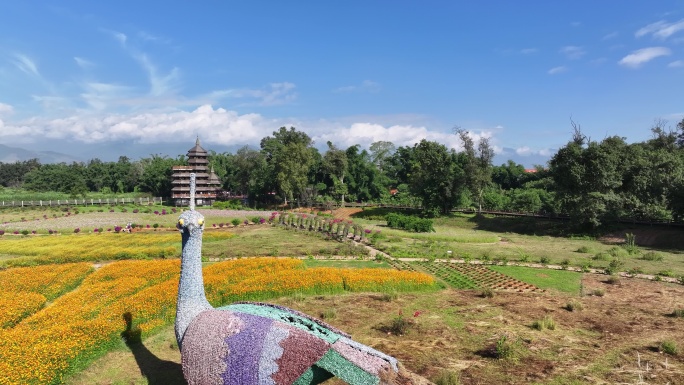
[1,1,683,166]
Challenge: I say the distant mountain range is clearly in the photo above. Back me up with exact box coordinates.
[0,144,83,164]
[0,142,552,168]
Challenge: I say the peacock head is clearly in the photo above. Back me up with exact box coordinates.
[177,210,205,235]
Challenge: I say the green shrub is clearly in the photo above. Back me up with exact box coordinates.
[671,309,684,318]
[385,312,413,335]
[480,288,494,298]
[657,270,674,277]
[532,315,556,331]
[539,256,550,264]
[593,252,610,261]
[591,288,605,297]
[605,275,620,285]
[604,258,624,275]
[380,291,398,302]
[21,230,29,236]
[434,371,461,385]
[623,232,640,255]
[231,218,241,226]
[494,334,519,360]
[661,340,678,356]
[249,216,263,224]
[641,251,664,261]
[576,246,593,253]
[385,213,435,233]
[213,199,244,210]
[607,246,628,258]
[560,259,570,269]
[565,299,583,312]
[320,308,337,320]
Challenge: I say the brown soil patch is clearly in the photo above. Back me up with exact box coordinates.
[70,276,684,385]
[332,207,364,219]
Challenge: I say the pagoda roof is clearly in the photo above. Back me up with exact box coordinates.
[187,136,208,156]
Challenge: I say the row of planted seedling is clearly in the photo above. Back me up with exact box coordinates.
[413,262,543,292]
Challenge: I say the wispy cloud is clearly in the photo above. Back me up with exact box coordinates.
[618,47,671,68]
[548,66,568,75]
[207,82,297,106]
[559,46,586,60]
[602,31,619,40]
[636,19,684,40]
[12,53,40,77]
[74,56,94,69]
[79,82,133,110]
[334,80,381,93]
[133,53,180,96]
[519,48,538,54]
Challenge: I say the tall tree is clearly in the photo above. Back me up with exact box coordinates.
[260,127,315,205]
[456,128,494,212]
[410,139,461,216]
[369,141,395,173]
[137,154,181,197]
[0,158,40,188]
[322,141,349,205]
[549,132,625,230]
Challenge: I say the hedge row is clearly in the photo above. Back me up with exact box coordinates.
[385,213,435,233]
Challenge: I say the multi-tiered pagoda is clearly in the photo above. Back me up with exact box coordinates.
[171,137,222,206]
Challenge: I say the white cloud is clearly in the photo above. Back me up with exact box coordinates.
[519,48,538,54]
[74,57,94,69]
[548,66,567,75]
[334,80,381,93]
[314,123,498,154]
[12,53,40,77]
[636,19,684,40]
[514,146,553,157]
[618,47,671,68]
[560,46,586,60]
[668,60,684,68]
[0,105,273,145]
[207,82,297,106]
[0,102,13,115]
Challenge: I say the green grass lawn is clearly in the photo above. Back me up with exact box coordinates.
[356,212,684,277]
[489,265,583,294]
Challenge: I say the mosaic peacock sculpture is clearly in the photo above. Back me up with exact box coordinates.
[175,174,422,385]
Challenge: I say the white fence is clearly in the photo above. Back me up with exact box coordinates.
[0,197,164,207]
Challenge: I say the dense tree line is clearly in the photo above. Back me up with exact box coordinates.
[3,120,684,230]
[0,155,184,198]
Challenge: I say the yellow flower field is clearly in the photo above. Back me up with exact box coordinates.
[0,231,234,267]
[0,257,434,385]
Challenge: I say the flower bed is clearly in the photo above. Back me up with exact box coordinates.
[0,257,434,385]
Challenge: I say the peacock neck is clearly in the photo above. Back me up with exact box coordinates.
[175,227,212,347]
